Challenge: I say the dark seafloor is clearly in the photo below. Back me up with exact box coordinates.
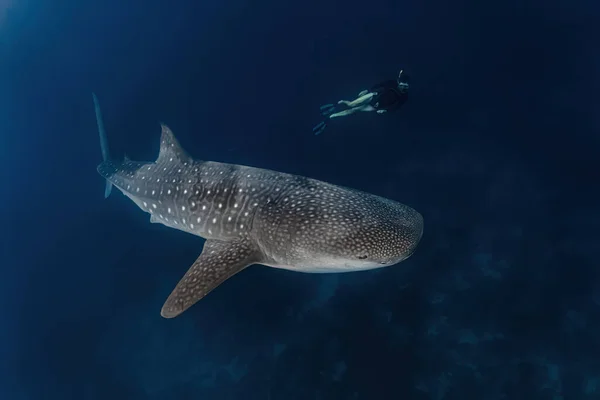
[1,0,599,399]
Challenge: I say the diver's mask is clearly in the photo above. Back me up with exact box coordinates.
[397,81,409,93]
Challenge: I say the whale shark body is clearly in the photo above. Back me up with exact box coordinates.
[94,94,423,318]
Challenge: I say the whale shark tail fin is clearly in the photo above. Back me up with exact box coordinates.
[92,92,113,198]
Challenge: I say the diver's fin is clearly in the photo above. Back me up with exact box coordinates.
[92,92,113,198]
[312,121,327,135]
[161,239,261,318]
[320,104,337,117]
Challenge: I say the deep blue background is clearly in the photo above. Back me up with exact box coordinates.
[2,0,600,398]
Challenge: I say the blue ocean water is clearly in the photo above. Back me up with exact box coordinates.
[2,0,599,398]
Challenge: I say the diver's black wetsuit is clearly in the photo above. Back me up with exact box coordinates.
[369,80,408,112]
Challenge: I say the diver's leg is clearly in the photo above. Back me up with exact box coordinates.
[329,108,358,118]
[329,105,376,119]
[329,106,361,118]
[338,92,376,107]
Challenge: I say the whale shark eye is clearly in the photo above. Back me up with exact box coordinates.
[357,255,368,260]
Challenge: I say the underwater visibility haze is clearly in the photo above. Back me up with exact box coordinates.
[1,0,600,399]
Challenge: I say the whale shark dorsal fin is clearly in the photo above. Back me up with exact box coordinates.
[156,123,192,164]
[160,238,261,318]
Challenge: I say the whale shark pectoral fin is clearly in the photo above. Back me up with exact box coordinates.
[160,238,261,318]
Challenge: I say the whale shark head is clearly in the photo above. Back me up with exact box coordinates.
[256,184,424,273]
[340,202,423,268]
[314,195,423,271]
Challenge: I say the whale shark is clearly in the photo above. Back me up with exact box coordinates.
[93,94,424,318]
